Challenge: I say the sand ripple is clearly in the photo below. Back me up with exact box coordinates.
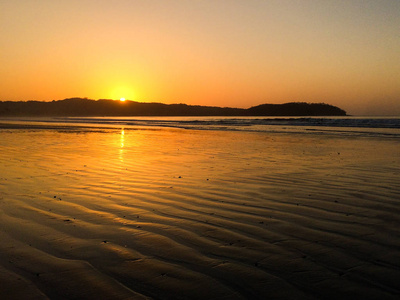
[0,127,399,299]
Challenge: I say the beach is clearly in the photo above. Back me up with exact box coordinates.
[0,120,399,299]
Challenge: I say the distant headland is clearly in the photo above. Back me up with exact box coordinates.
[0,98,346,116]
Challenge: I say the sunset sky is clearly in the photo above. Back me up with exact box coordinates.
[1,0,399,115]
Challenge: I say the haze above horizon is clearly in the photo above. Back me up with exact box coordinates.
[1,1,399,116]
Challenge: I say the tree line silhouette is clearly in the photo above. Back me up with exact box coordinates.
[0,98,346,116]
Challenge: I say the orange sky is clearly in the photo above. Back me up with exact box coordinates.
[1,0,399,115]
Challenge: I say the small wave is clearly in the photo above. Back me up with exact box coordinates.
[56,116,400,129]
[2,116,400,138]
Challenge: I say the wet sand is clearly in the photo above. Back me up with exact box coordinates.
[0,124,399,299]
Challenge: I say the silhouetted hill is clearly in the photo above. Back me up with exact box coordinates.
[248,102,347,116]
[0,98,346,116]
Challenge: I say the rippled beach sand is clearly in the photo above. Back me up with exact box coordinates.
[0,123,399,299]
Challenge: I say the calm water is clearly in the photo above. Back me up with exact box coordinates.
[1,116,400,138]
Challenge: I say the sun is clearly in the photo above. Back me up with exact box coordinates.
[119,98,126,102]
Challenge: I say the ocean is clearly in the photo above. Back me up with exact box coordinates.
[2,116,400,138]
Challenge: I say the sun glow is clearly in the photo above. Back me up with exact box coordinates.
[109,85,136,102]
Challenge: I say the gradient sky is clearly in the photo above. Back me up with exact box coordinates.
[1,0,399,115]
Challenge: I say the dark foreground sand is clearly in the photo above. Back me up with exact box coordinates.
[0,123,399,299]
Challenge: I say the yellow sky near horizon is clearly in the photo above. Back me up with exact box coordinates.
[1,0,399,115]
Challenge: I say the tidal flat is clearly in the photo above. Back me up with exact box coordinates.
[0,122,399,299]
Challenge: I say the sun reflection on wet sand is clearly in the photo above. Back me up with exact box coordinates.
[119,128,125,163]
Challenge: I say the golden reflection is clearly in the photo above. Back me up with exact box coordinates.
[120,129,125,147]
[119,128,125,162]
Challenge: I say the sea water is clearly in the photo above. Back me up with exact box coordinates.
[2,116,399,138]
